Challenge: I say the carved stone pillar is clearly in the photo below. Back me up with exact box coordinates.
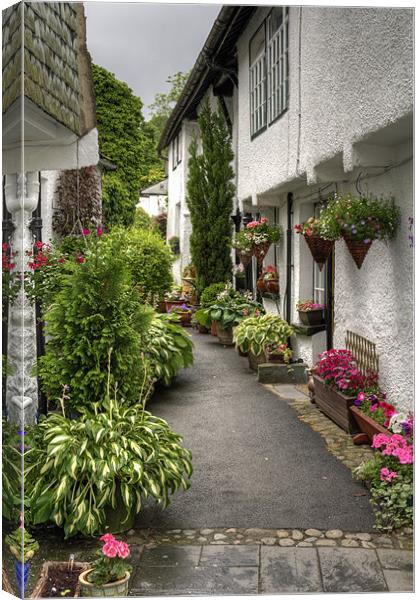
[5,172,39,424]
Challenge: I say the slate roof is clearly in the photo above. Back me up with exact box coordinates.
[141,178,168,196]
[2,1,82,134]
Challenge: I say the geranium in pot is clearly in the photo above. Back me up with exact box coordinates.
[234,314,294,371]
[262,265,279,293]
[233,230,253,267]
[312,349,375,433]
[319,193,399,268]
[79,534,132,597]
[296,299,325,326]
[265,342,293,364]
[294,216,339,270]
[350,389,396,444]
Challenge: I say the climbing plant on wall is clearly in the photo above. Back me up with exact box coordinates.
[186,98,234,294]
[92,64,162,227]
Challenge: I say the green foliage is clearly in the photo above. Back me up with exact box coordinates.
[148,71,190,141]
[5,527,39,561]
[353,454,413,532]
[145,313,194,385]
[26,398,193,538]
[320,193,400,242]
[200,282,227,308]
[168,236,180,255]
[187,98,234,294]
[92,64,160,227]
[2,421,22,522]
[38,234,154,413]
[107,227,173,301]
[133,207,156,231]
[234,314,295,356]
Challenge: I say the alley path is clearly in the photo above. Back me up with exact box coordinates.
[137,331,375,531]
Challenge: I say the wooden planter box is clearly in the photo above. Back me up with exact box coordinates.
[312,375,359,434]
[32,561,90,598]
[350,406,391,445]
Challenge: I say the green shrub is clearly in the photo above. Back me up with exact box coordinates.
[107,227,174,301]
[168,236,180,255]
[200,282,227,308]
[2,421,22,523]
[38,234,154,413]
[234,314,295,356]
[145,313,194,385]
[133,206,156,231]
[27,397,193,538]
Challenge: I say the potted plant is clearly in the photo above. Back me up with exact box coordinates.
[296,299,325,326]
[234,314,294,371]
[312,348,377,433]
[197,282,227,334]
[262,265,279,293]
[244,218,282,264]
[6,527,39,597]
[265,342,293,364]
[319,193,400,268]
[257,277,266,292]
[233,230,253,267]
[164,285,186,312]
[168,303,193,327]
[168,236,180,255]
[350,390,396,444]
[294,216,339,270]
[79,534,132,597]
[32,560,90,598]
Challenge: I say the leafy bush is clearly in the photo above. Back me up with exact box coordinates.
[106,227,173,301]
[26,397,193,538]
[145,313,194,385]
[133,206,156,231]
[200,282,227,308]
[168,236,180,255]
[234,314,294,356]
[2,421,22,522]
[38,234,154,413]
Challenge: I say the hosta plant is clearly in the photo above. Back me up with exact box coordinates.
[87,534,132,585]
[145,313,194,385]
[234,314,294,356]
[2,421,23,522]
[26,394,193,538]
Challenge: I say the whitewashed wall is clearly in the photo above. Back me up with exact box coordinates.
[137,194,166,217]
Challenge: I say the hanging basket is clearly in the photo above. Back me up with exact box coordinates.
[252,242,271,264]
[344,236,372,269]
[304,236,334,271]
[239,252,252,268]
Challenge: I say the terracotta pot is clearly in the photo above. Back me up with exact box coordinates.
[312,375,359,433]
[248,351,267,371]
[252,242,271,264]
[344,236,372,269]
[157,301,167,313]
[177,311,192,327]
[211,320,218,336]
[240,252,252,267]
[257,278,266,292]
[304,236,334,271]
[350,406,391,445]
[266,279,279,294]
[165,299,184,312]
[216,322,234,346]
[298,309,324,326]
[79,569,130,598]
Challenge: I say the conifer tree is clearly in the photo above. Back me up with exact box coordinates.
[186,98,234,294]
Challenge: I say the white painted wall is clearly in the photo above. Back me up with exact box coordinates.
[137,194,166,217]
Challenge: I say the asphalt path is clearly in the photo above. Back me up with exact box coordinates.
[137,330,375,531]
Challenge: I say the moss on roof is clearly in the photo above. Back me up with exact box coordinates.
[2,1,82,134]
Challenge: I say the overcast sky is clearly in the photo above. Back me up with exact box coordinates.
[85,2,222,119]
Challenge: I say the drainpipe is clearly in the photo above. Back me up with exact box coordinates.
[285,192,293,324]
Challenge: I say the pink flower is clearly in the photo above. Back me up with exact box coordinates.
[102,541,118,558]
[82,228,91,236]
[380,468,398,482]
[97,227,104,236]
[76,256,85,263]
[100,533,115,543]
[357,392,366,402]
[117,541,130,559]
[260,217,268,224]
[35,241,44,249]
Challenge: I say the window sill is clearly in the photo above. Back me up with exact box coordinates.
[293,323,326,337]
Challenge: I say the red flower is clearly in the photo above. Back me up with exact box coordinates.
[76,256,85,263]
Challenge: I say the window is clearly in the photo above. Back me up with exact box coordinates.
[313,203,326,305]
[249,8,289,137]
[171,132,182,170]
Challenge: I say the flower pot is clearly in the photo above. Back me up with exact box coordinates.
[103,485,136,534]
[14,559,30,596]
[157,301,167,313]
[211,320,218,336]
[304,236,334,271]
[248,351,267,371]
[32,561,90,598]
[298,309,324,326]
[252,242,271,264]
[257,278,266,292]
[266,279,279,294]
[350,406,391,445]
[165,299,184,312]
[265,351,285,364]
[344,236,372,269]
[79,569,130,598]
[198,324,209,334]
[239,252,252,267]
[312,374,359,434]
[177,311,192,327]
[216,323,234,346]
